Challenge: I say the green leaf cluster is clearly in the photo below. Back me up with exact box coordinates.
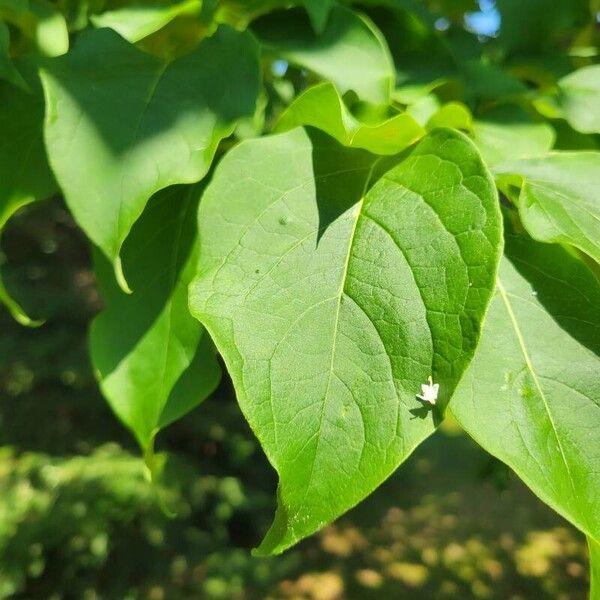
[1,0,599,591]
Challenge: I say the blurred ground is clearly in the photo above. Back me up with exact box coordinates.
[0,199,590,599]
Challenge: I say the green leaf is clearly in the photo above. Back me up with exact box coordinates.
[472,104,555,166]
[214,0,334,31]
[0,64,54,227]
[303,0,334,32]
[496,0,589,56]
[451,222,600,544]
[591,537,600,600]
[91,184,221,451]
[460,60,527,100]
[0,62,56,325]
[558,65,600,134]
[426,102,472,131]
[253,5,394,105]
[90,0,203,43]
[494,152,600,264]
[211,0,290,27]
[0,0,69,56]
[275,82,424,154]
[41,26,260,288]
[189,127,502,554]
[405,93,441,126]
[0,20,27,88]
[552,119,600,151]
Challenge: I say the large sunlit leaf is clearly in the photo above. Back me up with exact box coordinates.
[189,127,502,555]
[253,5,395,105]
[494,152,600,264]
[276,82,424,154]
[451,222,600,545]
[90,0,203,43]
[41,26,260,289]
[91,184,221,452]
[0,63,56,325]
[558,65,600,134]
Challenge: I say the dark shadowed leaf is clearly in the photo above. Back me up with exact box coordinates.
[0,62,56,325]
[91,184,221,451]
[253,5,395,105]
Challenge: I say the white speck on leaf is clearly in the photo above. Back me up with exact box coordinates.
[416,376,439,405]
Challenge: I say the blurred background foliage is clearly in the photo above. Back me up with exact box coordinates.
[0,198,591,599]
[1,0,599,597]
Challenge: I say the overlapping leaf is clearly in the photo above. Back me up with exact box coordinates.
[0,62,56,324]
[494,152,600,264]
[426,102,472,131]
[42,26,260,288]
[276,82,423,154]
[213,0,333,31]
[496,0,589,56]
[451,222,600,545]
[90,0,203,43]
[303,0,334,32]
[190,127,502,554]
[0,0,69,56]
[558,65,600,134]
[0,21,26,87]
[472,104,555,166]
[91,184,220,451]
[253,5,395,105]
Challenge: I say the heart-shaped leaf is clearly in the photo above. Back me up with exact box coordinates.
[190,127,502,554]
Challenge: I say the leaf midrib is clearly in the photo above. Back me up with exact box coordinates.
[116,59,170,256]
[496,278,582,523]
[290,158,382,520]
